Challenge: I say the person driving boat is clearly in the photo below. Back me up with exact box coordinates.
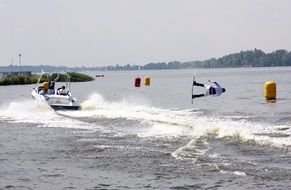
[57,86,68,95]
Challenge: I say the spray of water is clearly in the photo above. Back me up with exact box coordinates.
[69,93,291,149]
[1,93,291,151]
[0,100,97,130]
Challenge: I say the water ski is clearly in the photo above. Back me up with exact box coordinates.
[191,75,195,104]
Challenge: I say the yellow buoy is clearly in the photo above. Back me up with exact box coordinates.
[144,77,150,86]
[264,81,276,100]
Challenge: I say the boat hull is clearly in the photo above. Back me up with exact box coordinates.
[31,89,81,111]
[50,104,81,110]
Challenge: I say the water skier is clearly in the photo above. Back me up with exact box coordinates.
[192,80,226,99]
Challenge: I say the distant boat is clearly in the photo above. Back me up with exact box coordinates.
[96,74,104,77]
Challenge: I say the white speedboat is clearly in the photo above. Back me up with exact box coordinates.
[31,72,81,110]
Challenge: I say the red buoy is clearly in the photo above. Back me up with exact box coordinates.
[135,77,141,87]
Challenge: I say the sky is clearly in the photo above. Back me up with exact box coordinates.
[1,0,291,67]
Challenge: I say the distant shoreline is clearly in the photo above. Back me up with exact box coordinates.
[1,49,291,73]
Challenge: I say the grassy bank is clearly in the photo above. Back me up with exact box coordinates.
[0,72,94,86]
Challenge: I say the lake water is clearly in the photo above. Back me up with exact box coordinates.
[1,67,291,189]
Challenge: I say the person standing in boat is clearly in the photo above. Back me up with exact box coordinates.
[48,80,55,94]
[48,74,59,94]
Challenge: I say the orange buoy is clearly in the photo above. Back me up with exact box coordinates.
[135,77,141,87]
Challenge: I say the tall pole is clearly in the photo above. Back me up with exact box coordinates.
[19,53,22,75]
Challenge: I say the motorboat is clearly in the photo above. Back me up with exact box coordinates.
[31,72,81,110]
[96,74,104,77]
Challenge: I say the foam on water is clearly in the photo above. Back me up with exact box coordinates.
[0,100,97,130]
[77,93,291,150]
[219,169,247,177]
[1,93,291,151]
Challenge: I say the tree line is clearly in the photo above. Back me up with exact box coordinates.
[0,72,94,86]
[1,49,291,72]
[102,49,291,70]
[140,49,291,70]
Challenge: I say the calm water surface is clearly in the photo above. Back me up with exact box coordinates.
[1,67,291,189]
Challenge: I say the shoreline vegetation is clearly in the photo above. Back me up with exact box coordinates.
[1,49,291,73]
[0,72,94,86]
[1,48,291,86]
